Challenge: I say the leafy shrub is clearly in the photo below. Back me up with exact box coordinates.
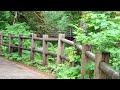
[1,22,31,35]
[65,47,80,63]
[43,11,71,33]
[0,22,32,48]
[55,64,81,79]
[73,12,120,71]
[0,11,13,30]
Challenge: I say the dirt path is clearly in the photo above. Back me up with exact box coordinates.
[0,56,56,79]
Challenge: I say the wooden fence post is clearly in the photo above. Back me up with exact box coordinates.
[94,52,110,79]
[18,34,23,57]
[0,33,4,45]
[81,44,92,79]
[9,34,13,54]
[42,35,48,66]
[0,33,3,55]
[30,34,37,61]
[1,33,4,46]
[56,34,65,66]
[71,62,75,67]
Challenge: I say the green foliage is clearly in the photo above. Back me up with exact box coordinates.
[0,11,13,30]
[35,53,43,63]
[1,22,31,35]
[48,42,57,52]
[65,11,81,24]
[0,12,31,48]
[83,62,94,79]
[43,11,71,34]
[55,64,81,79]
[1,46,8,53]
[3,50,30,62]
[108,48,120,71]
[0,22,31,47]
[65,47,80,63]
[37,65,50,73]
[18,11,46,36]
[48,42,57,63]
[80,12,120,34]
[73,11,120,71]
[43,11,82,35]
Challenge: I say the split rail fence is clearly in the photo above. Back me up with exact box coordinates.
[0,33,119,79]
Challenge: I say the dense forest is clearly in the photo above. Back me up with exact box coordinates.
[0,11,120,79]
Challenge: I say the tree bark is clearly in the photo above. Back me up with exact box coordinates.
[13,11,18,24]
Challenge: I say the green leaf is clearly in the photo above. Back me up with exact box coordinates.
[94,26,99,30]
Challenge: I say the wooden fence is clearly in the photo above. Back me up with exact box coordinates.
[0,33,119,79]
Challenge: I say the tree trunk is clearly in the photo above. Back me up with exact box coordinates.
[13,11,18,24]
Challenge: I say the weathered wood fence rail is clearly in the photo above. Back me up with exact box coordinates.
[0,33,119,79]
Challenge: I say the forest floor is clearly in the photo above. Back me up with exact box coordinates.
[0,56,56,79]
